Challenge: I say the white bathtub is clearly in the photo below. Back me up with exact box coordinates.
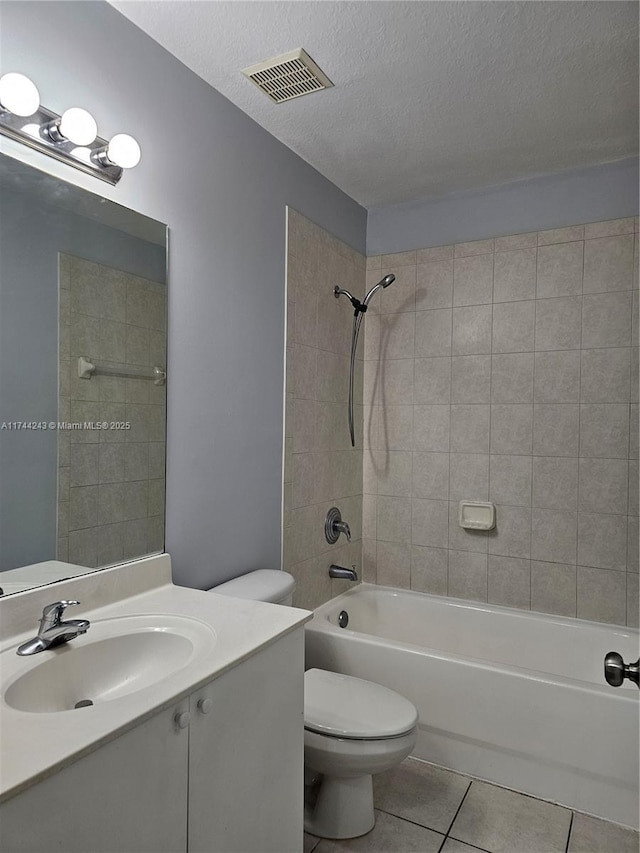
[305,584,640,829]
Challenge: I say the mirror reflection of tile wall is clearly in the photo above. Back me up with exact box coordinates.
[58,254,167,568]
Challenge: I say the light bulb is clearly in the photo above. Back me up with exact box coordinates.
[59,107,97,145]
[0,72,40,117]
[106,133,141,169]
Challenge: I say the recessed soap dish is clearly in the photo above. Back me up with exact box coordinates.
[458,501,495,531]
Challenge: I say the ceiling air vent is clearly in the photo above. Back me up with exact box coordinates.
[242,48,333,104]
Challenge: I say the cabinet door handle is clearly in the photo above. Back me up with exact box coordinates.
[197,698,213,715]
[174,711,191,729]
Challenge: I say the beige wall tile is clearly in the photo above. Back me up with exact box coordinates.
[491,404,533,455]
[535,296,583,351]
[415,308,452,357]
[415,357,452,404]
[493,247,536,302]
[452,304,492,355]
[627,574,639,627]
[534,350,581,403]
[454,238,494,257]
[537,225,584,245]
[578,512,627,570]
[494,232,538,252]
[532,457,578,510]
[578,458,628,515]
[531,508,577,564]
[583,234,634,293]
[416,245,454,264]
[488,504,531,559]
[489,455,532,506]
[451,355,491,404]
[531,561,576,616]
[379,265,416,314]
[579,403,629,458]
[577,565,626,624]
[416,260,453,310]
[412,451,449,500]
[582,291,632,348]
[491,353,534,404]
[449,453,489,501]
[536,241,583,298]
[379,405,413,450]
[453,253,494,306]
[376,451,412,497]
[450,404,490,453]
[377,495,412,543]
[414,404,451,452]
[377,541,411,588]
[411,546,448,595]
[379,311,415,359]
[488,555,531,609]
[492,301,535,353]
[411,498,449,549]
[533,404,579,457]
[380,250,417,268]
[448,550,488,600]
[584,218,635,240]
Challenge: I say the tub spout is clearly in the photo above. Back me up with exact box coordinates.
[329,564,358,581]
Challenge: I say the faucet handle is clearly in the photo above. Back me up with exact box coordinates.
[40,600,80,631]
[325,507,352,544]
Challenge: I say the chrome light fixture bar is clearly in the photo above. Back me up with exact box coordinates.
[0,73,140,185]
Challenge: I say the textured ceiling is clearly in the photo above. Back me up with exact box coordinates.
[109,1,639,208]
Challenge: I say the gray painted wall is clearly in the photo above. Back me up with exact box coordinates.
[0,183,166,571]
[367,158,639,255]
[1,1,366,589]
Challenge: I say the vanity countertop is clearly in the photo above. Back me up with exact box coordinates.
[0,555,311,803]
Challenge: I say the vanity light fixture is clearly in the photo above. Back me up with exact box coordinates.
[46,107,98,146]
[0,72,40,116]
[0,72,140,185]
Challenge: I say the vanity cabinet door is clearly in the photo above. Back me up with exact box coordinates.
[187,627,305,853]
[0,700,189,853]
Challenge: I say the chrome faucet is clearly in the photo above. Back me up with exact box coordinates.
[329,564,358,582]
[17,600,90,656]
[325,507,352,544]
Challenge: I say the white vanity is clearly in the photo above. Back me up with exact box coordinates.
[0,555,311,853]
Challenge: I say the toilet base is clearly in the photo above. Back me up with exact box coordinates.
[304,773,375,839]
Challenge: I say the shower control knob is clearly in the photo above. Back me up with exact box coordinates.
[604,652,640,689]
[174,711,191,729]
[197,698,213,715]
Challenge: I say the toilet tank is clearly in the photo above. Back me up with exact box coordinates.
[208,569,295,606]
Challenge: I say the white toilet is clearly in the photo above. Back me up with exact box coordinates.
[210,569,418,840]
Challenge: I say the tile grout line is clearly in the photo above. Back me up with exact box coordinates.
[530,241,539,607]
[446,260,452,595]
[444,778,474,839]
[575,239,585,616]
[487,247,495,602]
[564,811,575,853]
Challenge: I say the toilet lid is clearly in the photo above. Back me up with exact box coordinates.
[304,669,418,740]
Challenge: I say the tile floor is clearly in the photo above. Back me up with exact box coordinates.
[304,758,639,853]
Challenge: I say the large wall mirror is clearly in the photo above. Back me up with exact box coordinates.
[0,154,168,594]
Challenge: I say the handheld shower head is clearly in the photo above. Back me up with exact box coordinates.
[333,270,395,447]
[363,272,396,307]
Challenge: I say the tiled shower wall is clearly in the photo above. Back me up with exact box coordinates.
[283,210,366,610]
[363,218,639,626]
[58,254,167,568]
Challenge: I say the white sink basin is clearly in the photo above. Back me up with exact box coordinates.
[2,614,216,713]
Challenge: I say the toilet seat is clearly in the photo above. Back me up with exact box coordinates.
[304,669,418,740]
